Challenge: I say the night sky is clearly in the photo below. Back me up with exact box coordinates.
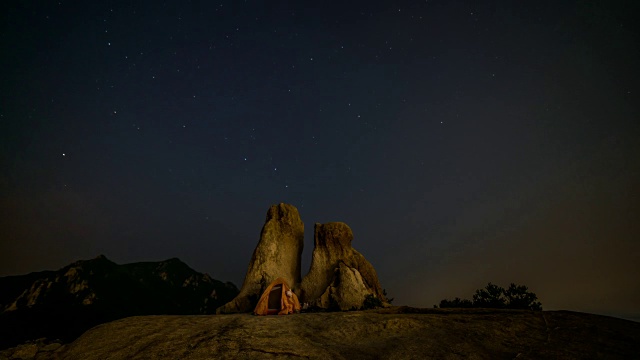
[1,1,639,320]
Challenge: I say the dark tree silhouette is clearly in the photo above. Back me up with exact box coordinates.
[439,297,473,308]
[472,282,507,308]
[437,282,542,310]
[504,283,542,311]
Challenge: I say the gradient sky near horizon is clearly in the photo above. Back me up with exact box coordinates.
[1,1,639,319]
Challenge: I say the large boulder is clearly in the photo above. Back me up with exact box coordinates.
[216,203,304,314]
[300,222,386,309]
[312,261,373,310]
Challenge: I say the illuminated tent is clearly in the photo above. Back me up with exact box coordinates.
[254,277,301,315]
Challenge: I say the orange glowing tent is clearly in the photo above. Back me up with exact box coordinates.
[254,277,301,315]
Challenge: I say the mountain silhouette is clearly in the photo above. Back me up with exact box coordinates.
[0,255,238,349]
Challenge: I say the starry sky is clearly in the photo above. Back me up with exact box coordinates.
[1,1,639,320]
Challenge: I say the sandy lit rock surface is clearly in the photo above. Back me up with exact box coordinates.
[18,307,640,360]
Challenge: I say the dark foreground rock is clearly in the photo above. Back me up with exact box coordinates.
[14,307,640,359]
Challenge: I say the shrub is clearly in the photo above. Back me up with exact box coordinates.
[383,289,394,304]
[362,294,383,309]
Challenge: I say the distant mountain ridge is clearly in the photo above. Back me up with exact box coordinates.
[0,255,238,349]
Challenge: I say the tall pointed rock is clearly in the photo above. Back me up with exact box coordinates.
[216,203,304,314]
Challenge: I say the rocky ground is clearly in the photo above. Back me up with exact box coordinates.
[0,338,63,360]
[2,307,639,359]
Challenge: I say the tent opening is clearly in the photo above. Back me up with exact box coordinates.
[267,286,282,315]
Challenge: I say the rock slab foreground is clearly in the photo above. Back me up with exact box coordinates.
[20,308,640,360]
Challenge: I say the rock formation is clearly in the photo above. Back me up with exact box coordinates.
[216,206,385,313]
[309,261,373,310]
[300,222,387,310]
[216,203,304,314]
